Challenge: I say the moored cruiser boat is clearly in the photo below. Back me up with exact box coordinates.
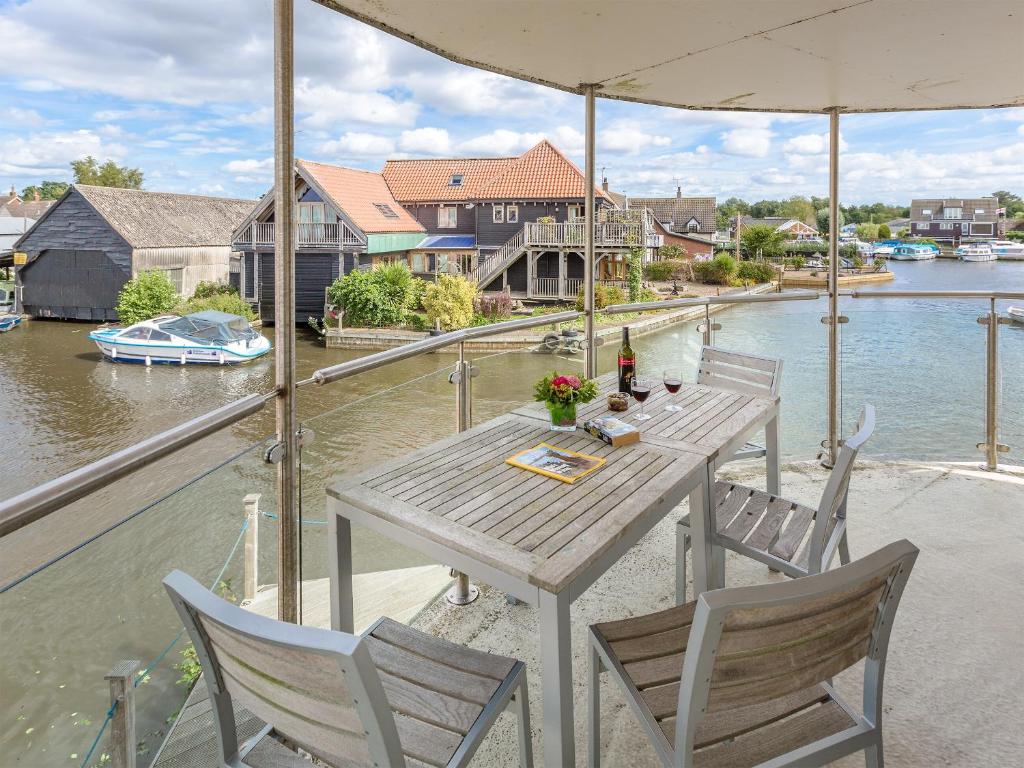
[889,243,937,261]
[956,242,996,262]
[88,310,271,365]
[0,314,22,332]
[989,240,1024,260]
[1008,306,1024,324]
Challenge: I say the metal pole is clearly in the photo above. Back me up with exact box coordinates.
[826,107,841,467]
[978,298,1007,471]
[447,342,479,605]
[273,0,299,623]
[583,84,597,379]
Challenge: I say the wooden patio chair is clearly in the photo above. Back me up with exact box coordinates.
[164,570,533,768]
[676,404,875,602]
[588,539,918,768]
[696,346,783,462]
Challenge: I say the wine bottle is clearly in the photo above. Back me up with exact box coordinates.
[618,326,635,395]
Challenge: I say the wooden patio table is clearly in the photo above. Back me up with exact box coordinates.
[326,375,779,767]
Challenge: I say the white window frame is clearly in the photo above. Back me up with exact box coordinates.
[943,207,962,219]
[438,206,457,229]
[972,223,993,234]
[940,222,954,230]
[492,205,505,224]
[163,268,183,295]
[568,204,582,221]
[921,208,932,215]
[411,252,426,272]
[915,221,931,230]
[506,205,519,224]
[975,209,985,214]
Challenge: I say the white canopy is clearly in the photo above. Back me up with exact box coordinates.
[318,0,1023,113]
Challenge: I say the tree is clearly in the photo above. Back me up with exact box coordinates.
[115,271,179,324]
[740,224,786,258]
[749,199,783,219]
[21,181,69,200]
[779,196,816,226]
[991,190,1024,217]
[71,156,144,189]
[877,223,892,239]
[816,206,846,235]
[855,223,880,241]
[423,274,476,331]
[716,197,750,230]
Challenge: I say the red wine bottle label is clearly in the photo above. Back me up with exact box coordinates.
[618,357,635,366]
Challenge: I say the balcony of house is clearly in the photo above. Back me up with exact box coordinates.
[232,220,364,250]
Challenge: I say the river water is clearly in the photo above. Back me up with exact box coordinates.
[1,259,1021,765]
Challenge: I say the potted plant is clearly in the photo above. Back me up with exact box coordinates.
[534,372,599,431]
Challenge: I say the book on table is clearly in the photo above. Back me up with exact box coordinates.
[505,443,606,484]
[583,416,640,447]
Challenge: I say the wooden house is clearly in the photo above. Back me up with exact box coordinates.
[232,160,425,324]
[382,140,659,301]
[909,197,1003,242]
[737,216,821,241]
[13,185,253,321]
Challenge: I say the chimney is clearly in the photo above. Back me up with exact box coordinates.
[676,186,682,199]
[8,185,14,198]
[602,177,609,192]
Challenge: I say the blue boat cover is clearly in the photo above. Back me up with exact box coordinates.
[416,235,477,249]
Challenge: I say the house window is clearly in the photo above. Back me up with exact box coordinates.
[943,207,962,219]
[492,205,504,224]
[921,208,932,215]
[568,205,582,221]
[162,268,183,294]
[915,222,931,230]
[975,209,985,214]
[438,207,457,228]
[436,253,450,273]
[687,218,700,232]
[450,174,464,187]
[973,223,993,234]
[506,205,519,224]
[940,222,953,230]
[373,203,399,219]
[411,252,426,272]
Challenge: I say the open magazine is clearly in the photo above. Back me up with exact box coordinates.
[506,443,606,484]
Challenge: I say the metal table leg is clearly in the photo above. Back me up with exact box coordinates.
[328,512,353,633]
[538,589,574,767]
[766,411,781,497]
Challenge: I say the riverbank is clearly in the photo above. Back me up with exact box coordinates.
[781,268,894,288]
[324,282,778,351]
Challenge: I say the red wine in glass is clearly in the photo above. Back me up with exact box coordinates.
[631,377,653,421]
[664,370,683,412]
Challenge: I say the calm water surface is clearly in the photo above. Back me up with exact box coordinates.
[1,259,1021,764]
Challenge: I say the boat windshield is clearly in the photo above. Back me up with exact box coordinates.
[157,311,258,345]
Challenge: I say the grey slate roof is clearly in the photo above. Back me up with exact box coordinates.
[910,197,998,222]
[74,185,256,248]
[625,196,716,234]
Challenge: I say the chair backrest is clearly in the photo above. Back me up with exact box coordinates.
[696,346,782,398]
[807,404,876,573]
[164,571,404,768]
[673,540,918,763]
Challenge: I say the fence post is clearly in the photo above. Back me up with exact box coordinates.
[977,299,1009,470]
[447,342,479,604]
[106,660,140,768]
[243,493,261,602]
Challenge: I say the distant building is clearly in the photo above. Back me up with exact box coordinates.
[0,186,56,220]
[14,185,253,321]
[0,215,35,262]
[909,197,1003,242]
[885,218,911,234]
[619,188,716,258]
[736,216,820,241]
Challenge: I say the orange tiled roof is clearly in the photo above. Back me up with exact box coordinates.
[382,157,516,202]
[299,160,424,234]
[475,140,608,201]
[381,140,608,203]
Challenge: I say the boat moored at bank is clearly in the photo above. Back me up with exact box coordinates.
[88,311,271,365]
[889,243,937,261]
[956,242,996,262]
[990,240,1024,260]
[0,314,22,332]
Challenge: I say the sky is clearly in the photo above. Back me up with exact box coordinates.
[1,0,1022,205]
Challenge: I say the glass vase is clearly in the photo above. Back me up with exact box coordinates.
[547,401,577,431]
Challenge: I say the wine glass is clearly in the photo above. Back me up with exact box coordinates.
[663,369,683,412]
[631,376,652,421]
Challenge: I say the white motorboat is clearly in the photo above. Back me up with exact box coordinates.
[956,242,996,262]
[889,243,937,261]
[989,240,1024,260]
[89,310,271,365]
[1008,306,1024,324]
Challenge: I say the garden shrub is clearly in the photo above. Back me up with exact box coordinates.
[692,254,737,285]
[784,255,806,270]
[191,280,237,299]
[644,259,687,281]
[736,260,777,284]
[174,292,256,321]
[326,264,416,327]
[627,248,644,302]
[115,270,178,324]
[575,283,626,311]
[423,274,477,331]
[476,292,513,320]
[657,244,687,261]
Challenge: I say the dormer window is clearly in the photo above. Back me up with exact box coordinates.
[686,217,700,232]
[943,207,962,219]
[922,208,932,215]
[374,203,399,219]
[450,174,464,187]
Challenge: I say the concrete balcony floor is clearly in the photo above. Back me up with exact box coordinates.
[155,459,1024,767]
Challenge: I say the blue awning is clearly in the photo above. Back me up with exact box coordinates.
[415,235,477,249]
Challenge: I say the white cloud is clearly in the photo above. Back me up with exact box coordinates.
[296,82,419,128]
[407,69,561,116]
[1018,124,1024,136]
[751,169,806,186]
[0,129,123,176]
[398,127,452,155]
[720,128,773,157]
[223,157,273,183]
[782,131,849,155]
[599,123,672,154]
[459,129,545,156]
[8,107,46,127]
[319,132,396,157]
